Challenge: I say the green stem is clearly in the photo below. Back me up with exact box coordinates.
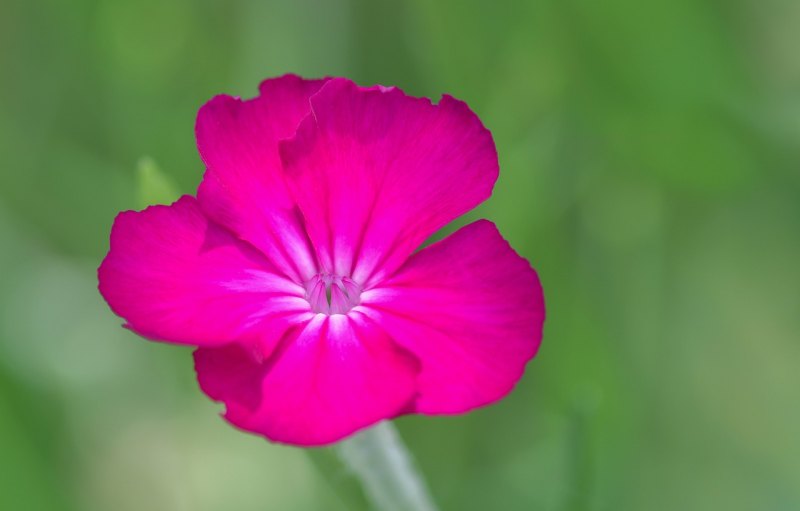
[335,421,439,511]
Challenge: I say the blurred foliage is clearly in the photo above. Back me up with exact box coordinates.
[1,0,799,510]
[136,157,180,209]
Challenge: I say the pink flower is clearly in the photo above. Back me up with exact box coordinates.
[98,75,545,446]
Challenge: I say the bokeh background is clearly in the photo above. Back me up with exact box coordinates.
[1,0,799,509]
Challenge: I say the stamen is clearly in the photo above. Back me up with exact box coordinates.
[305,273,361,315]
[329,284,350,315]
[341,277,360,300]
[308,276,329,314]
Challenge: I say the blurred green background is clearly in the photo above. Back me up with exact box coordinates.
[1,0,798,509]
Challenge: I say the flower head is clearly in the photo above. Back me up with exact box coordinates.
[98,75,545,446]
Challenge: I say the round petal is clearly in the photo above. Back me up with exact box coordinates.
[359,220,545,414]
[194,313,419,446]
[279,78,499,287]
[196,74,329,282]
[98,196,313,347]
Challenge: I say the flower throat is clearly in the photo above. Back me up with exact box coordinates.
[305,274,361,315]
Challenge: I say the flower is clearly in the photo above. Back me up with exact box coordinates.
[98,75,545,446]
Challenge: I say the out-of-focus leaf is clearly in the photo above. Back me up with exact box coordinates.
[136,156,180,209]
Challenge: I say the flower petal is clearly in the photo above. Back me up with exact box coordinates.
[196,75,329,282]
[280,78,499,286]
[98,196,313,347]
[194,313,418,446]
[359,220,544,414]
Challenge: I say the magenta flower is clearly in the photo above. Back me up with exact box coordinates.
[98,75,545,446]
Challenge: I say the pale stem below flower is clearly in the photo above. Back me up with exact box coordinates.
[336,421,439,511]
